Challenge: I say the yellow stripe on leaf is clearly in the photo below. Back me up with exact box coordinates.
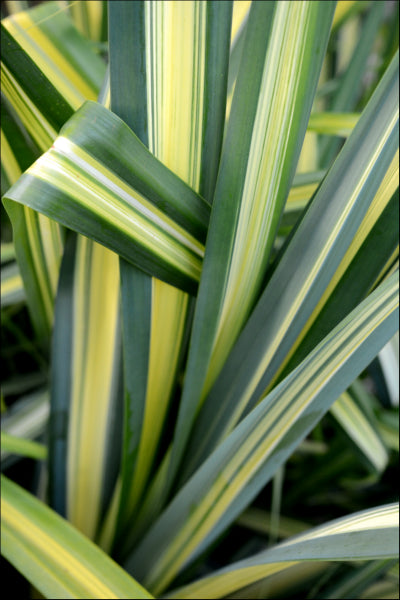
[3,12,97,106]
[231,1,251,45]
[67,239,120,540]
[267,151,400,391]
[1,476,154,599]
[1,62,56,151]
[204,2,318,400]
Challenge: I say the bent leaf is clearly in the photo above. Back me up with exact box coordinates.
[3,101,210,294]
[1,389,49,466]
[167,504,399,599]
[1,2,105,152]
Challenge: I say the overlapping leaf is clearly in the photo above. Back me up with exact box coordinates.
[168,0,336,494]
[3,100,209,294]
[330,390,388,473]
[67,0,108,43]
[2,95,63,341]
[320,1,386,167]
[102,0,231,556]
[1,2,106,341]
[124,271,398,595]
[1,2,398,598]
[181,52,399,479]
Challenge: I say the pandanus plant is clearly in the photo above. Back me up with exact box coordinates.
[1,1,399,598]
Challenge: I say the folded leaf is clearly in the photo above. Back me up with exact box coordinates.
[3,101,210,294]
[1,1,106,340]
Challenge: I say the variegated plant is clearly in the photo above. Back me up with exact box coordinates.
[1,1,399,599]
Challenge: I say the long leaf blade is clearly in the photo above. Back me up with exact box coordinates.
[167,504,399,599]
[49,231,122,540]
[169,0,336,493]
[103,1,232,555]
[1,475,154,599]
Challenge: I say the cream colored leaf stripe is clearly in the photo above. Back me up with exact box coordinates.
[127,271,399,595]
[167,504,399,599]
[168,2,334,493]
[332,0,358,29]
[122,280,189,520]
[286,181,320,208]
[3,200,62,333]
[108,1,231,551]
[225,1,253,122]
[24,206,61,321]
[1,475,154,599]
[230,1,251,45]
[307,112,360,137]
[1,3,104,337]
[1,390,49,463]
[166,3,335,507]
[51,136,204,263]
[1,3,105,153]
[68,0,106,43]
